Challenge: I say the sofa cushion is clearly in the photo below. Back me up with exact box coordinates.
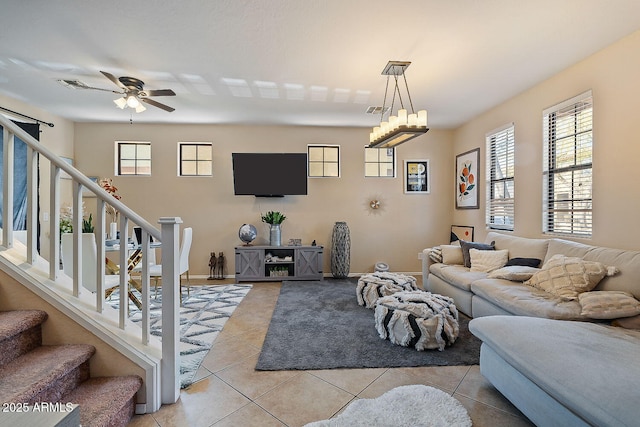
[471,279,585,320]
[470,248,509,273]
[578,291,640,319]
[429,264,488,293]
[486,232,549,261]
[488,266,540,282]
[469,316,640,427]
[441,244,464,265]
[524,254,616,300]
[460,240,495,268]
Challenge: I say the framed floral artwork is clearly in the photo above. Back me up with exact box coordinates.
[404,159,430,194]
[455,148,479,209]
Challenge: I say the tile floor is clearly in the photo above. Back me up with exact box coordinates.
[128,278,535,427]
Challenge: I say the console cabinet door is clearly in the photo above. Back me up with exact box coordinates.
[295,247,323,279]
[235,248,263,280]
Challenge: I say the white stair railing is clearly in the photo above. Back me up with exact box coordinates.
[0,115,180,409]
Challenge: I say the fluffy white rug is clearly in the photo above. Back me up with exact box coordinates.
[305,385,472,427]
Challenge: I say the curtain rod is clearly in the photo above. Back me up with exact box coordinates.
[0,106,54,128]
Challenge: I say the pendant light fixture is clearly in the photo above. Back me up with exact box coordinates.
[369,61,428,148]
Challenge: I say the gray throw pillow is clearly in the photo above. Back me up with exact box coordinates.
[460,240,495,268]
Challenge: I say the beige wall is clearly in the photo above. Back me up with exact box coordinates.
[73,123,454,276]
[452,29,640,251]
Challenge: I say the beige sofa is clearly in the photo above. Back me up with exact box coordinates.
[421,231,640,318]
[421,231,640,426]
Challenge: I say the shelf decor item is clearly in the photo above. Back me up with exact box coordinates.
[331,221,350,278]
[261,211,286,247]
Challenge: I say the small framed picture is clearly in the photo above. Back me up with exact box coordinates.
[60,157,73,179]
[455,148,480,209]
[404,159,430,194]
[451,225,474,243]
[82,176,99,197]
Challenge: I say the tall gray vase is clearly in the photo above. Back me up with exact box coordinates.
[331,221,350,278]
[269,224,282,246]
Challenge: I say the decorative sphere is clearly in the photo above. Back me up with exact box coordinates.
[238,224,257,244]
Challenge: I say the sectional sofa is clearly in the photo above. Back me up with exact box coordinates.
[420,231,640,426]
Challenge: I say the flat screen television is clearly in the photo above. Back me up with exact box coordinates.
[232,153,308,197]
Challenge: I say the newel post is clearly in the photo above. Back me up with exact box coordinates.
[159,217,182,404]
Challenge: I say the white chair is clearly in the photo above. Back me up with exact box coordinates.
[61,233,120,294]
[149,227,192,299]
[131,226,157,273]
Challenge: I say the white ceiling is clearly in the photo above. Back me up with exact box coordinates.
[2,0,640,129]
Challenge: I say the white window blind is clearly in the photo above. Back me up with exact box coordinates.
[543,91,593,237]
[486,124,515,230]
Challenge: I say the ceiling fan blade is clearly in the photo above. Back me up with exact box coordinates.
[100,71,126,89]
[143,89,176,97]
[58,79,121,93]
[140,97,175,112]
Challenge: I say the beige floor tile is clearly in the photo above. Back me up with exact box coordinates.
[456,394,535,427]
[201,333,262,373]
[255,373,355,427]
[216,353,301,400]
[395,364,472,391]
[307,367,388,395]
[153,376,251,427]
[127,413,160,427]
[455,365,526,417]
[358,367,453,399]
[212,402,287,427]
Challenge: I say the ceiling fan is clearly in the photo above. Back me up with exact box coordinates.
[59,71,176,113]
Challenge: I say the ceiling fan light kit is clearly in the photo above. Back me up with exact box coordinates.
[60,71,176,113]
[368,61,429,149]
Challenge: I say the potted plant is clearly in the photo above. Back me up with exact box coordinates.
[261,211,286,246]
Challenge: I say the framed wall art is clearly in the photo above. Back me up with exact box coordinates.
[404,159,430,194]
[450,225,474,243]
[455,148,479,209]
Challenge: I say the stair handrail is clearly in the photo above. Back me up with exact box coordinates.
[0,115,180,409]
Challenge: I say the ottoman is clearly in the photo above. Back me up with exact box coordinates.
[356,272,418,308]
[374,291,459,351]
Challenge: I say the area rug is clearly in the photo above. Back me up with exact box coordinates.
[256,279,480,371]
[305,385,472,427]
[106,284,252,388]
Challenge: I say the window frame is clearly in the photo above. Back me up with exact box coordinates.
[178,142,213,177]
[542,90,593,237]
[486,123,515,231]
[116,141,151,176]
[364,147,396,178]
[307,144,340,178]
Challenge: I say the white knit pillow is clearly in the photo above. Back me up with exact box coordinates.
[579,291,640,319]
[469,249,509,273]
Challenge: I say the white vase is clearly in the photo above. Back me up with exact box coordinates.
[109,222,118,240]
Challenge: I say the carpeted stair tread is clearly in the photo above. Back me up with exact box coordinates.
[63,376,143,427]
[0,310,48,366]
[0,344,95,403]
[0,310,48,338]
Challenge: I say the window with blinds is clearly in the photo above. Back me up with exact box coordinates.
[543,91,593,237]
[486,124,515,230]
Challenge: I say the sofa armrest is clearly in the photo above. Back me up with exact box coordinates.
[420,248,435,283]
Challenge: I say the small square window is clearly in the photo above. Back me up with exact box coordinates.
[117,142,151,176]
[308,145,340,177]
[364,147,395,177]
[179,143,213,176]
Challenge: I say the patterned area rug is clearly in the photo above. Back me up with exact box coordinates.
[107,284,252,388]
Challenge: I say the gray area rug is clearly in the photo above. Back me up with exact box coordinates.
[256,279,481,371]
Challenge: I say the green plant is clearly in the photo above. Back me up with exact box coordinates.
[82,214,94,233]
[261,211,286,225]
[60,218,73,235]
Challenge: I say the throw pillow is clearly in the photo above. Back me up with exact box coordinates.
[429,246,443,263]
[441,245,464,265]
[578,291,640,319]
[505,257,542,268]
[460,240,495,268]
[488,266,541,282]
[524,254,618,300]
[469,248,509,273]
[612,315,640,330]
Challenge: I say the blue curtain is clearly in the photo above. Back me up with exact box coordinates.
[0,121,40,230]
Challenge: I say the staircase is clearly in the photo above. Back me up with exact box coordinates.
[0,309,142,426]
